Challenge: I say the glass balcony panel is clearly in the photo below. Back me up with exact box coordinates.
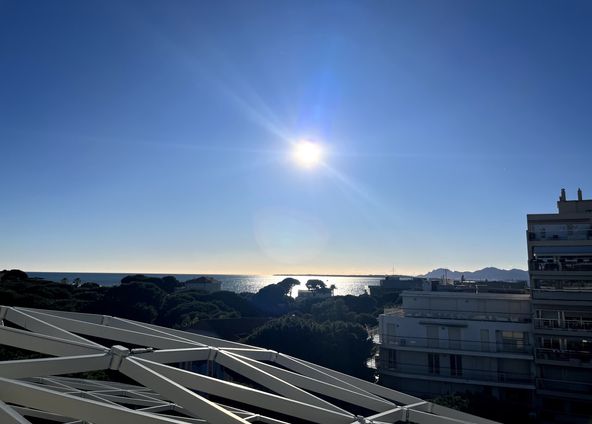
[378,334,532,354]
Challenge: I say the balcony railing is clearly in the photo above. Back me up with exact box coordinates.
[379,334,532,354]
[534,281,592,290]
[535,348,592,365]
[395,308,531,323]
[528,229,592,241]
[529,260,592,272]
[537,378,592,395]
[377,360,533,385]
[534,318,592,332]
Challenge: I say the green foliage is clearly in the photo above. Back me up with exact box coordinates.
[301,296,378,327]
[372,292,401,309]
[160,300,239,329]
[121,274,180,293]
[355,313,378,327]
[1,272,377,383]
[157,290,262,327]
[0,345,46,361]
[1,269,28,282]
[431,391,533,424]
[305,279,326,291]
[430,394,470,411]
[341,295,377,314]
[310,298,356,323]
[97,282,166,322]
[251,278,300,315]
[0,278,105,312]
[243,316,374,379]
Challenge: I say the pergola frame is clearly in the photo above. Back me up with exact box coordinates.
[0,306,498,424]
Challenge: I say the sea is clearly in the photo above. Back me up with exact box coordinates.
[27,272,383,297]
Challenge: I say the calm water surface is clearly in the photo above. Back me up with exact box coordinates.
[28,272,382,297]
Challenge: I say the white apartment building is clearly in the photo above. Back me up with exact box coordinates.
[377,290,535,409]
[527,189,592,422]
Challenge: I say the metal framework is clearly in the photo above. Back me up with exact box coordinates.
[0,306,498,424]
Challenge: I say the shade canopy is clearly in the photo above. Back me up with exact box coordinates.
[0,306,497,424]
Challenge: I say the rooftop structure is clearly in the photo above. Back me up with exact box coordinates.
[526,189,592,422]
[0,305,498,424]
[369,276,425,297]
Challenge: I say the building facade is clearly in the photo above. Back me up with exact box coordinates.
[377,290,535,410]
[527,189,592,422]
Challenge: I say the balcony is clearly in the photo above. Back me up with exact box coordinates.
[378,334,532,355]
[378,361,533,385]
[395,308,531,323]
[530,260,592,273]
[528,229,592,242]
[534,318,592,332]
[535,348,592,365]
[532,290,592,302]
[537,378,592,396]
[533,280,592,291]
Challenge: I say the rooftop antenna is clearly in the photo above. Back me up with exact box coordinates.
[578,188,583,201]
[560,188,566,202]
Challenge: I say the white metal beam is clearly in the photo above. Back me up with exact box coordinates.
[277,353,424,405]
[0,307,500,424]
[5,307,105,349]
[215,350,348,414]
[133,347,211,364]
[11,405,72,423]
[428,404,500,424]
[274,353,395,403]
[408,408,480,424]
[235,353,397,412]
[134,357,356,424]
[0,325,107,356]
[121,356,249,424]
[219,348,276,361]
[131,320,263,350]
[14,310,201,349]
[0,353,110,379]
[0,377,189,424]
[0,400,32,424]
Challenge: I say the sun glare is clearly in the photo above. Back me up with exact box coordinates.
[293,140,323,168]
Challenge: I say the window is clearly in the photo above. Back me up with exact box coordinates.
[448,327,461,349]
[480,329,490,352]
[427,326,439,348]
[386,323,396,344]
[450,355,462,376]
[539,336,560,349]
[498,331,525,352]
[385,349,396,369]
[428,353,440,375]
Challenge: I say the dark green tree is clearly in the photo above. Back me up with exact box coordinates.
[243,316,374,379]
[251,278,300,315]
[305,279,326,291]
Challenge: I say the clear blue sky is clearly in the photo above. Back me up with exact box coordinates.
[1,0,591,275]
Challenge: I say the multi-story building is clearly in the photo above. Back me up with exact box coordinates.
[527,189,592,422]
[377,289,535,410]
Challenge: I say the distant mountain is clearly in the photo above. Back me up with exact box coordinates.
[418,267,528,281]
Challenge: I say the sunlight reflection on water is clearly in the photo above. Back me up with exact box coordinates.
[28,272,382,297]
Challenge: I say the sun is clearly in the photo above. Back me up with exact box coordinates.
[293,140,323,168]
